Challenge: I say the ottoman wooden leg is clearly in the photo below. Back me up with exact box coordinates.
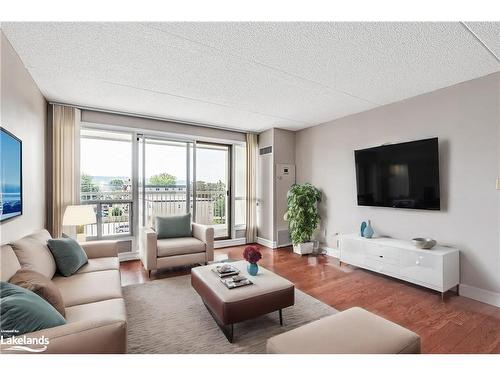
[279,309,283,326]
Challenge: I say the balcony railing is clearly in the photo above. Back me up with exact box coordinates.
[80,187,227,239]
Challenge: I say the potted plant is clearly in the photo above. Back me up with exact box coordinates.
[243,246,262,276]
[284,183,321,255]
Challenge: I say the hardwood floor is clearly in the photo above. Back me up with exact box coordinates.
[120,244,500,354]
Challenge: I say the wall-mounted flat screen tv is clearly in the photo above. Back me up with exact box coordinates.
[1,127,23,221]
[355,138,440,210]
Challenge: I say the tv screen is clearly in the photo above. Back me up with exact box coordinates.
[1,127,23,221]
[355,138,440,210]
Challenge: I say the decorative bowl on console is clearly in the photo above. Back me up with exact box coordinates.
[411,238,436,250]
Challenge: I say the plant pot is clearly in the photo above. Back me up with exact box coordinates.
[293,242,314,255]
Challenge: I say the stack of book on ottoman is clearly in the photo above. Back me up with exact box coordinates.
[212,264,253,289]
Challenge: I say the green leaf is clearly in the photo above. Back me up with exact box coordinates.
[285,183,322,245]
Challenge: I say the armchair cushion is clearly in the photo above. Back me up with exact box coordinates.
[157,237,205,257]
[155,214,192,239]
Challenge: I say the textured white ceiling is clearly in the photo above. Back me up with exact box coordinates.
[2,22,499,132]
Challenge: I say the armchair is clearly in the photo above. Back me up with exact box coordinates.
[140,222,214,277]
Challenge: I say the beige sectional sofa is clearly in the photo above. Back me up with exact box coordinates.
[0,229,126,354]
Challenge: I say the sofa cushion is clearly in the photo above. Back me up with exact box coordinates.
[0,281,66,338]
[266,307,421,354]
[9,269,66,317]
[76,257,119,274]
[155,214,192,239]
[52,270,122,307]
[1,245,21,282]
[47,237,89,277]
[157,237,205,258]
[47,237,88,276]
[10,229,57,279]
[64,298,126,324]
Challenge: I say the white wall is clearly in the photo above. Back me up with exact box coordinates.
[0,31,47,243]
[296,72,500,301]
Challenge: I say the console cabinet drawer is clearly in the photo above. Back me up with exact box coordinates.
[365,256,400,276]
[340,238,365,267]
[400,250,443,287]
[366,245,400,265]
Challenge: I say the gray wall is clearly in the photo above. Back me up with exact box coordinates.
[273,129,295,244]
[257,129,274,241]
[296,72,500,297]
[1,31,47,243]
[257,128,295,245]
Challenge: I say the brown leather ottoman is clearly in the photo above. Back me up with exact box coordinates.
[191,260,295,342]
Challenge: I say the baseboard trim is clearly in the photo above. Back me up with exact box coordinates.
[214,238,246,249]
[459,284,500,307]
[119,251,140,262]
[321,246,340,259]
[277,242,292,248]
[256,237,277,249]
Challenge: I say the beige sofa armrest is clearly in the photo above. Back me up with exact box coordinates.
[80,240,118,259]
[192,223,214,262]
[0,319,126,354]
[140,227,158,271]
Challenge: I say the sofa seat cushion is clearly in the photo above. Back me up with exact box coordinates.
[52,270,122,307]
[64,298,126,324]
[267,307,421,354]
[76,257,119,274]
[157,237,205,258]
[10,229,57,279]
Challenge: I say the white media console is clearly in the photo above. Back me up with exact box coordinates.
[340,234,460,299]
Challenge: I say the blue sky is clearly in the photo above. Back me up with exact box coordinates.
[1,129,21,192]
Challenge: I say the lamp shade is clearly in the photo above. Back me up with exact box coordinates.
[62,205,96,226]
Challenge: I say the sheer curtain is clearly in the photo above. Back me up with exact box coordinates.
[47,104,80,238]
[245,133,258,243]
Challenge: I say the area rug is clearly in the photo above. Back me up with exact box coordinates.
[123,274,337,354]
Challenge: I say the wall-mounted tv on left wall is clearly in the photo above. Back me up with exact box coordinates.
[1,127,23,222]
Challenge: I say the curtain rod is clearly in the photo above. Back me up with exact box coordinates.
[48,101,256,135]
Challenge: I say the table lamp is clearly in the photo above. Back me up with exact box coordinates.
[62,205,96,242]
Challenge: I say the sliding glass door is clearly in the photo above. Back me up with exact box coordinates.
[80,126,238,245]
[195,143,231,239]
[139,137,193,228]
[138,137,231,240]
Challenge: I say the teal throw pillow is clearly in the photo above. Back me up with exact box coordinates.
[0,281,66,338]
[155,214,192,239]
[47,237,88,277]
